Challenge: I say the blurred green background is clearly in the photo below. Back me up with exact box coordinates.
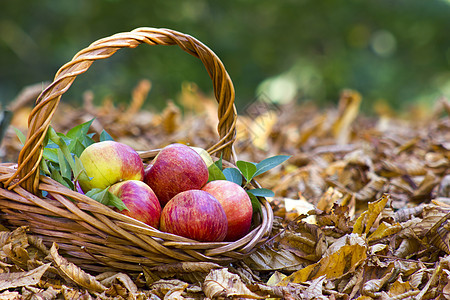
[1,0,450,113]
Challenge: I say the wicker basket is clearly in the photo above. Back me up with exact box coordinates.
[0,28,273,273]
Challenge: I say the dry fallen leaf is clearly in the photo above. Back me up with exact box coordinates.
[353,194,390,235]
[21,285,59,300]
[149,279,189,299]
[280,243,367,284]
[0,81,449,299]
[0,263,50,291]
[48,243,106,293]
[303,275,327,300]
[143,261,223,285]
[99,272,138,298]
[0,291,21,300]
[203,268,264,299]
[332,89,361,145]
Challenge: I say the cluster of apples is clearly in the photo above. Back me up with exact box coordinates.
[78,142,253,242]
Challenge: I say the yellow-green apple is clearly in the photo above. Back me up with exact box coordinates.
[190,146,214,167]
[109,180,161,228]
[78,141,144,192]
[202,180,252,241]
[160,190,227,242]
[144,143,208,207]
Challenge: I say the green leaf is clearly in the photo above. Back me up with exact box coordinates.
[254,155,291,177]
[43,148,59,163]
[73,156,90,183]
[86,188,109,205]
[42,129,50,148]
[49,129,77,171]
[108,192,128,211]
[247,192,261,216]
[58,133,72,146]
[236,161,257,184]
[208,163,226,181]
[247,188,274,198]
[50,166,71,189]
[56,148,71,180]
[45,140,58,148]
[43,135,61,163]
[13,127,26,145]
[47,126,62,145]
[39,159,51,176]
[86,188,128,211]
[66,119,96,151]
[70,139,87,158]
[223,168,243,185]
[80,134,95,148]
[66,119,94,140]
[62,177,75,190]
[214,154,223,171]
[100,130,114,142]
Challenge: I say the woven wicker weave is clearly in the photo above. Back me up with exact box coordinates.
[0,28,273,273]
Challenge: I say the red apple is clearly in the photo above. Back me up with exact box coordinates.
[79,141,144,192]
[109,180,161,228]
[143,163,153,179]
[160,190,227,242]
[144,143,208,207]
[202,180,253,241]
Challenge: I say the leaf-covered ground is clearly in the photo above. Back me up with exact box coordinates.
[1,81,449,299]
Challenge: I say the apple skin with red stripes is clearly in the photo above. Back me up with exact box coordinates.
[144,143,208,207]
[202,180,252,241]
[109,180,161,228]
[159,190,227,242]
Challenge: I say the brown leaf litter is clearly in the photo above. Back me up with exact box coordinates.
[0,81,449,299]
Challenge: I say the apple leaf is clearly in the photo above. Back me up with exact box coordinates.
[85,189,107,204]
[247,188,274,198]
[66,119,96,156]
[208,163,226,182]
[70,139,87,158]
[49,165,73,190]
[63,177,75,190]
[13,127,26,145]
[73,156,90,183]
[215,154,223,171]
[51,132,78,172]
[223,168,243,186]
[43,145,59,164]
[39,158,51,176]
[100,130,114,142]
[236,161,257,184]
[106,192,129,211]
[57,148,71,180]
[254,155,291,178]
[85,188,128,211]
[66,119,94,140]
[247,192,262,216]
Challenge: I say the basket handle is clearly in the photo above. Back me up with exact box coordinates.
[7,27,237,194]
